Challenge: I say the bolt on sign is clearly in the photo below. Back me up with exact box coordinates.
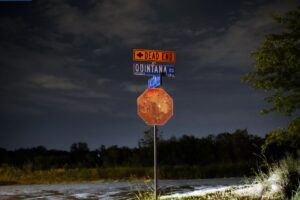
[137,88,173,126]
[133,49,176,63]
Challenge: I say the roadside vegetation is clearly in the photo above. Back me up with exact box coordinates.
[137,155,300,200]
[0,166,152,185]
[0,161,254,185]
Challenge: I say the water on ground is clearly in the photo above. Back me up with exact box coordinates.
[0,178,242,200]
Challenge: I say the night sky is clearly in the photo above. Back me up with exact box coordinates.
[0,0,298,150]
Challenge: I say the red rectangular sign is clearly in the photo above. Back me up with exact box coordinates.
[133,49,176,63]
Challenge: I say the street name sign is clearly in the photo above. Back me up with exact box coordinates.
[148,75,161,88]
[137,88,173,126]
[133,63,175,77]
[133,49,176,63]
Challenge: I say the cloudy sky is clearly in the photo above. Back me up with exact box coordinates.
[0,0,298,150]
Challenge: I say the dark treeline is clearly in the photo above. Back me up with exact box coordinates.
[0,129,263,174]
[2,127,298,179]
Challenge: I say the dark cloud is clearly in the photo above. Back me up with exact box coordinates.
[0,0,297,150]
[182,0,299,76]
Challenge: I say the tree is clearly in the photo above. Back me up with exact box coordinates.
[242,7,300,159]
[70,142,91,168]
[242,7,300,116]
[70,142,89,153]
[137,127,163,148]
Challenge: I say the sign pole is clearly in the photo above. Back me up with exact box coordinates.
[153,125,157,200]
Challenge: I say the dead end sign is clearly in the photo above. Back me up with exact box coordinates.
[133,49,176,63]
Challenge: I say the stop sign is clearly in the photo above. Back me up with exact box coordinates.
[137,88,173,126]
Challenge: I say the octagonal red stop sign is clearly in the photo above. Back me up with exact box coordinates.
[137,88,173,126]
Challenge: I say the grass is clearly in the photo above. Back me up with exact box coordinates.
[133,180,161,200]
[244,155,300,199]
[158,155,300,200]
[0,166,153,184]
[0,162,252,185]
[174,192,262,200]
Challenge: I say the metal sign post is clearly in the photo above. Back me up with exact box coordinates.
[153,125,157,200]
